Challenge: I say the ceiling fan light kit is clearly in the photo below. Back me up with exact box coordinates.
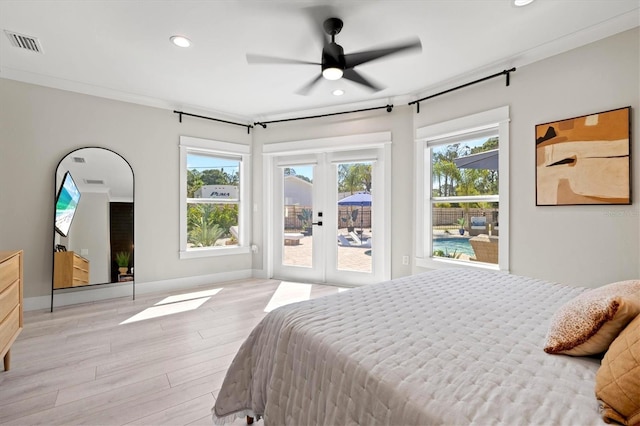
[322,67,343,80]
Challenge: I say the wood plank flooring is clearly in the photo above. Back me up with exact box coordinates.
[0,278,342,425]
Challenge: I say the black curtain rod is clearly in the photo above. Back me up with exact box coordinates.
[254,104,394,128]
[173,110,253,134]
[409,68,516,113]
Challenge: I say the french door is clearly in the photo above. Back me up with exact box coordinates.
[270,148,388,286]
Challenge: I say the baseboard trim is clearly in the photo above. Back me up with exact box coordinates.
[251,268,269,279]
[24,269,253,311]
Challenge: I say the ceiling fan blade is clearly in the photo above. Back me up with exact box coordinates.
[296,74,323,96]
[246,53,320,66]
[343,69,383,92]
[344,37,422,69]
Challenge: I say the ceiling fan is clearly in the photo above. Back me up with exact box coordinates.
[247,16,422,95]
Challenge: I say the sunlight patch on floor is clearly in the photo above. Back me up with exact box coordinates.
[264,281,312,312]
[120,288,223,324]
[156,288,222,305]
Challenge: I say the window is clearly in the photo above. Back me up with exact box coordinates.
[415,107,509,271]
[179,136,250,259]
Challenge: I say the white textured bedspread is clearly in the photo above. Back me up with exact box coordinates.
[213,269,604,425]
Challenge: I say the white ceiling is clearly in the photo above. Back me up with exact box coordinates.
[1,1,638,123]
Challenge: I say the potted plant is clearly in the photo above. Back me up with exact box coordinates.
[297,208,313,236]
[115,251,130,274]
[456,217,466,236]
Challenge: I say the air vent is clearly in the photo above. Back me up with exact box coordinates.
[4,30,43,53]
[84,179,104,185]
[72,157,86,163]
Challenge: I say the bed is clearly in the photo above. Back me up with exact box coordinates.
[212,268,606,425]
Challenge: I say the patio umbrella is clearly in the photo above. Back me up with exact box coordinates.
[338,192,371,231]
[454,149,498,170]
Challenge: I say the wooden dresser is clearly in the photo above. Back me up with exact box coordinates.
[0,250,23,372]
[53,251,90,289]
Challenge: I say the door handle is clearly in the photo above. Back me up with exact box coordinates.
[312,221,323,226]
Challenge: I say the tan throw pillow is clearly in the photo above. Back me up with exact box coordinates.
[544,280,640,356]
[595,313,640,425]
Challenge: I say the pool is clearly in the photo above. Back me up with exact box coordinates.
[432,237,474,257]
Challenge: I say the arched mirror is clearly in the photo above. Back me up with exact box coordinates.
[52,147,134,309]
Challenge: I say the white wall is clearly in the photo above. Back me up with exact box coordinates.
[0,28,637,301]
[0,82,252,299]
[68,191,110,284]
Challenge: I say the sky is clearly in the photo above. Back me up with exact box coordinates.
[431,136,491,157]
[187,153,239,173]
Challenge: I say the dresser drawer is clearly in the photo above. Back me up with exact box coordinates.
[0,281,19,323]
[0,305,19,353]
[73,254,88,269]
[0,254,20,294]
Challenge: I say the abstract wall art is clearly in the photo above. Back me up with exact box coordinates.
[535,107,631,206]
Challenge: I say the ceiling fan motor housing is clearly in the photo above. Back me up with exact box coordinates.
[322,43,346,73]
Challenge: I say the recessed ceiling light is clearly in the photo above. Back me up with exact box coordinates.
[332,89,345,96]
[514,0,534,6]
[170,35,191,48]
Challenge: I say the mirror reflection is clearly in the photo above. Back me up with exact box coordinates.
[53,148,134,288]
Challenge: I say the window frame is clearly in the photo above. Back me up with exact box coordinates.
[414,106,510,271]
[179,136,251,259]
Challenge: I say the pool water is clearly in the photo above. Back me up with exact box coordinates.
[432,237,474,257]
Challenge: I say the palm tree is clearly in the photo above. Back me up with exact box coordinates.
[338,163,372,194]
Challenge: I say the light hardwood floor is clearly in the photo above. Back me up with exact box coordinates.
[0,278,342,425]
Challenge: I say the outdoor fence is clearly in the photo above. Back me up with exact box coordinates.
[283,206,493,231]
[284,205,372,230]
[432,208,499,228]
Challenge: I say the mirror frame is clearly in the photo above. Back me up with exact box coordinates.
[51,147,134,311]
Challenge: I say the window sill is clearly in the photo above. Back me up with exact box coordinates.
[180,246,251,259]
[415,256,505,272]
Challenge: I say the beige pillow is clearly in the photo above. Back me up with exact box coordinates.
[595,313,640,425]
[544,280,640,356]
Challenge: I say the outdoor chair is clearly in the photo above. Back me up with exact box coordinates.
[350,231,373,245]
[230,226,239,240]
[469,216,487,236]
[469,234,498,263]
[338,234,371,248]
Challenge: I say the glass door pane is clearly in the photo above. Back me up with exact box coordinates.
[336,162,372,273]
[282,166,314,268]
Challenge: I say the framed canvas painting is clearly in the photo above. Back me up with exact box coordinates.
[535,106,631,206]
